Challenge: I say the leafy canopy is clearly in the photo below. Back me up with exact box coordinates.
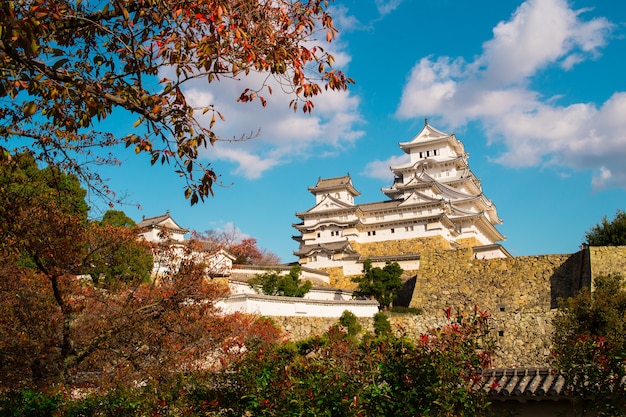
[0,0,353,204]
[352,259,403,309]
[100,209,136,228]
[0,152,89,273]
[585,209,626,246]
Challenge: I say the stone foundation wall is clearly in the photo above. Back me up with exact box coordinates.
[271,313,555,367]
[409,248,588,314]
[405,248,592,367]
[320,266,357,289]
[589,246,626,279]
[456,236,483,248]
[281,246,625,368]
[351,236,450,258]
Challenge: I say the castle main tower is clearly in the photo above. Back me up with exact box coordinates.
[293,121,508,278]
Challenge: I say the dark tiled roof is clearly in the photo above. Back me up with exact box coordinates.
[483,368,567,398]
[137,212,188,233]
[308,175,360,195]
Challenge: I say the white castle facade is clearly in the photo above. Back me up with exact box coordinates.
[293,121,509,278]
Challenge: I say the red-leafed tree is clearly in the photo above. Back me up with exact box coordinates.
[0,155,282,389]
[0,0,353,204]
[193,230,281,264]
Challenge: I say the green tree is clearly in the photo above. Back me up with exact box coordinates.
[87,210,152,286]
[248,265,312,297]
[83,222,154,286]
[553,274,626,416]
[1,0,352,204]
[100,209,136,228]
[585,209,626,246]
[352,259,404,310]
[0,152,89,272]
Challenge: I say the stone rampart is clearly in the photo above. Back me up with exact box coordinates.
[589,246,626,279]
[271,313,555,367]
[351,236,450,258]
[274,246,625,368]
[455,236,483,248]
[409,248,589,314]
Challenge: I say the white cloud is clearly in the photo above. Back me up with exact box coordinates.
[173,23,363,181]
[396,0,624,189]
[375,0,404,17]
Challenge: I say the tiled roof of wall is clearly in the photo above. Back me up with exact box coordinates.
[483,367,567,398]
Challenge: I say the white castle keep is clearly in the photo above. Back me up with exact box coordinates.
[293,120,509,278]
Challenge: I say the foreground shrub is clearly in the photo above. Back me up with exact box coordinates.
[0,309,495,417]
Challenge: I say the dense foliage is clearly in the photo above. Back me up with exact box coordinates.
[83,221,154,285]
[0,0,352,204]
[585,209,626,246]
[553,274,626,416]
[248,265,312,297]
[0,155,282,389]
[352,259,404,309]
[1,309,496,417]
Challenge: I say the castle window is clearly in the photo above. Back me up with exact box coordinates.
[391,228,395,233]
[317,232,321,238]
[498,330,505,337]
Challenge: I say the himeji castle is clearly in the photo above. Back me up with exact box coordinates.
[293,120,509,279]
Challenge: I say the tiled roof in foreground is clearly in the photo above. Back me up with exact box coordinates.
[483,367,567,397]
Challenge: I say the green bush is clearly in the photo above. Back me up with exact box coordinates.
[373,312,392,337]
[339,310,362,336]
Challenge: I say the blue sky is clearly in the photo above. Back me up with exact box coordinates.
[95,0,626,263]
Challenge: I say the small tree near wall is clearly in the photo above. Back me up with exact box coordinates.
[352,259,403,310]
[248,265,312,297]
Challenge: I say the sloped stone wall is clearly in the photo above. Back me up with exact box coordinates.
[272,315,456,344]
[405,248,592,366]
[277,247,625,367]
[320,266,357,289]
[456,236,483,248]
[351,235,450,258]
[409,249,588,314]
